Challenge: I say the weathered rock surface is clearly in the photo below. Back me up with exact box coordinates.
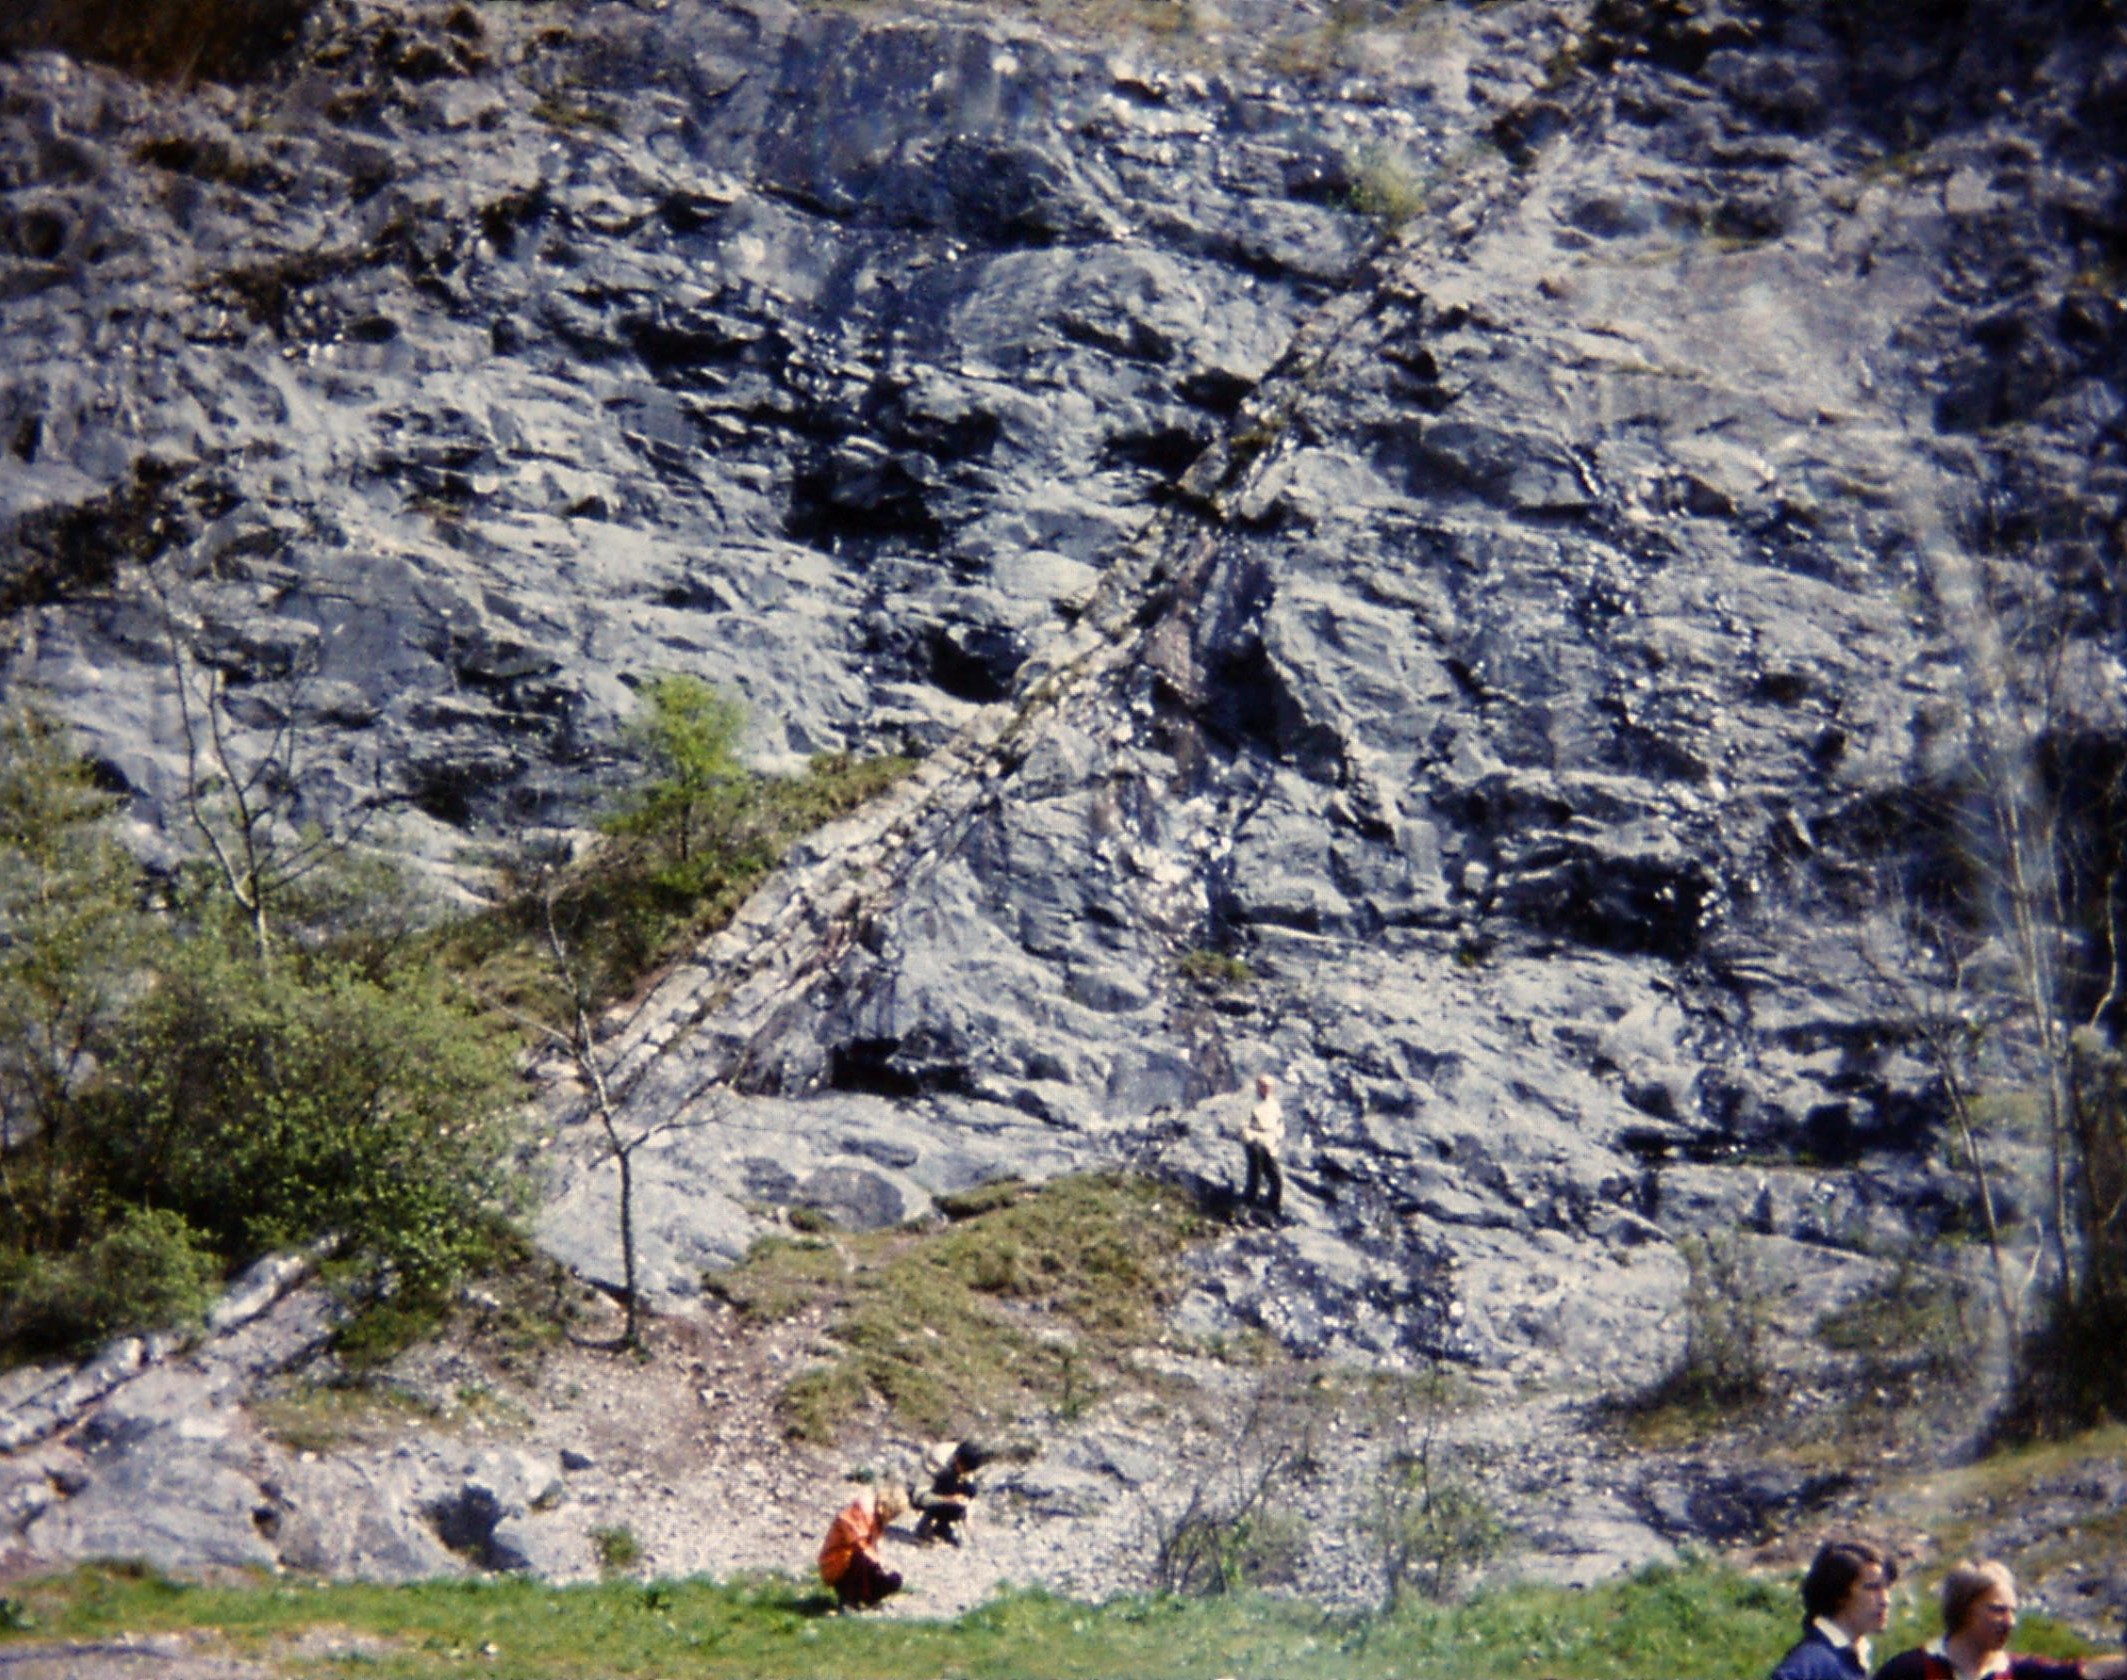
[3,0,2125,1599]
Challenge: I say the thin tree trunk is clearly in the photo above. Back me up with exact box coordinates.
[614,1137,639,1351]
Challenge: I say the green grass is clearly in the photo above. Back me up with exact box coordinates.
[251,1382,446,1455]
[707,1174,1205,1442]
[7,1555,2114,1679]
[1344,146,1428,235]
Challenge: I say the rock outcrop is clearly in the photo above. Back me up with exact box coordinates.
[3,0,2124,1591]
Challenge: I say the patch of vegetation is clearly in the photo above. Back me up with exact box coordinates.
[1345,146,1428,235]
[438,677,915,1027]
[1364,1456,1506,1607]
[1149,1367,1324,1599]
[0,1207,219,1361]
[87,927,522,1303]
[450,1225,585,1378]
[1178,948,1253,990]
[934,1178,1031,1221]
[1815,1257,1982,1399]
[0,684,534,1366]
[704,1234,845,1324]
[0,678,909,1369]
[707,1174,1206,1442]
[20,1554,2114,1679]
[251,1381,445,1455]
[1612,1234,1774,1442]
[331,1290,457,1373]
[590,1525,642,1573]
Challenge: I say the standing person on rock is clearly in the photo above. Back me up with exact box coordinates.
[817,1481,907,1611]
[1236,1071,1286,1224]
[1874,1559,2127,1680]
[1770,1538,1898,1680]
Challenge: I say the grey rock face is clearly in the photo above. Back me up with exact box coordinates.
[3,0,2125,1590]
[270,1453,462,1580]
[425,1447,568,1572]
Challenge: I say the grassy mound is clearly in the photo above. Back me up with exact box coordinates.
[708,1174,1206,1442]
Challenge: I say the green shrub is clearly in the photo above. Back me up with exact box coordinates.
[0,1207,219,1359]
[0,706,158,1255]
[1178,949,1253,990]
[439,684,914,1025]
[1364,1453,1508,1608]
[1346,146,1427,234]
[1149,1368,1322,1597]
[590,1525,642,1572]
[83,934,520,1306]
[1621,1234,1773,1436]
[1156,1504,1309,1595]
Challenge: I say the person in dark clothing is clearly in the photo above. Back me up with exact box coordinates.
[912,1439,992,1547]
[1769,1539,1897,1680]
[1874,1559,2127,1680]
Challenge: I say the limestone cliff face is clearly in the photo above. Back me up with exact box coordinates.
[2,0,2125,1581]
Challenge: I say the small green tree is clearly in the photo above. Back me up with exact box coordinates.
[1359,1366,1507,1609]
[602,676,752,880]
[160,596,391,975]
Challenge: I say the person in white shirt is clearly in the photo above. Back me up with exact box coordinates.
[1237,1072,1285,1222]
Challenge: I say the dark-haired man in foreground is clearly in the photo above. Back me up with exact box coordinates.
[1770,1539,1898,1680]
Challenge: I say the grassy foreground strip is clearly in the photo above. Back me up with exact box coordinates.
[4,1554,2110,1677]
[0,1559,1817,1679]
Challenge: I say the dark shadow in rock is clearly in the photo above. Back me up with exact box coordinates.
[925,621,1025,703]
[786,452,943,553]
[1,0,313,84]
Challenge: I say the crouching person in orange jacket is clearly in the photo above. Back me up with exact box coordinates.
[818,1483,908,1610]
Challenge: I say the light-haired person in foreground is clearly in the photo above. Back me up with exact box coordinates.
[1874,1559,2127,1680]
[817,1481,908,1611]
